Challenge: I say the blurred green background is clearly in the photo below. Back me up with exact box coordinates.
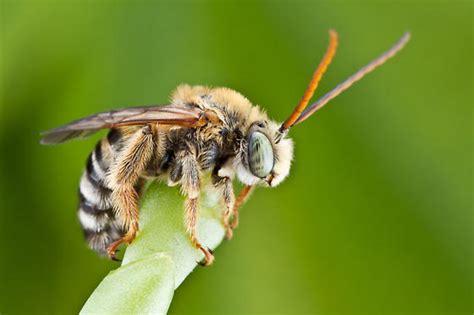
[0,0,472,314]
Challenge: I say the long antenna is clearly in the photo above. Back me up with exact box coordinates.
[294,32,411,125]
[280,30,338,132]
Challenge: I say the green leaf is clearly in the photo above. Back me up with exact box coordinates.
[80,181,226,314]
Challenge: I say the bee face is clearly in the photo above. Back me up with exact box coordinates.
[235,120,294,187]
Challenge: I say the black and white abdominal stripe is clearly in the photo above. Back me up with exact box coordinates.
[78,132,125,254]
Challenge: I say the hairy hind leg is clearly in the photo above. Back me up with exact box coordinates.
[173,149,214,266]
[106,126,156,259]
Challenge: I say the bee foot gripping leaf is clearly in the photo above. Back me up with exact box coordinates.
[81,181,226,314]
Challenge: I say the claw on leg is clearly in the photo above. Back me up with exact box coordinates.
[229,208,239,230]
[197,246,215,266]
[224,226,233,240]
[107,242,122,261]
[222,208,233,240]
[106,222,138,260]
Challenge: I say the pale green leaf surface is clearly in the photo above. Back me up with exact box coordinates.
[81,180,226,314]
[80,253,175,315]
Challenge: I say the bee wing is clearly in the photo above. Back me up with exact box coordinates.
[41,104,204,144]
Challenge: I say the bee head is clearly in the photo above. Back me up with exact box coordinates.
[232,30,410,188]
[235,120,293,187]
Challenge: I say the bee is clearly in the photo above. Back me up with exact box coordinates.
[41,31,410,265]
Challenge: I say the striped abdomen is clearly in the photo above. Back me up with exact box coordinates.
[78,129,125,255]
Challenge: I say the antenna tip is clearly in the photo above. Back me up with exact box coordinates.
[328,29,338,39]
[401,32,412,42]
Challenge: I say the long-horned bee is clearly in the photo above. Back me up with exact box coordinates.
[41,31,410,265]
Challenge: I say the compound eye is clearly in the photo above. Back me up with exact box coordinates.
[248,131,274,178]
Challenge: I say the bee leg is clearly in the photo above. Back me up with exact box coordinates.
[212,175,235,240]
[230,185,254,230]
[185,197,214,266]
[176,150,214,266]
[106,126,156,259]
